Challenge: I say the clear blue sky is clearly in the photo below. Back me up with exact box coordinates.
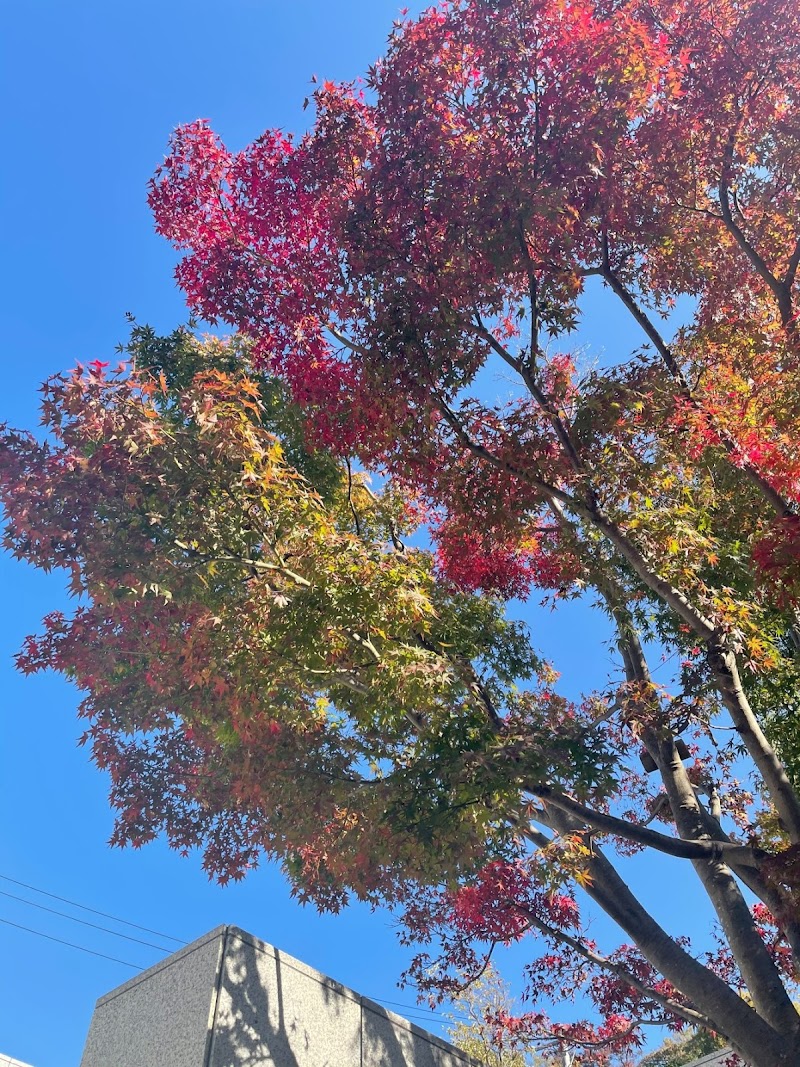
[0,4,712,1065]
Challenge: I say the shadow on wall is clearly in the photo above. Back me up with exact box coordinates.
[78,926,477,1067]
[210,931,469,1067]
[209,932,360,1067]
[361,998,457,1067]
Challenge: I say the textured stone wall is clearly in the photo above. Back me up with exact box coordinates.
[681,1053,738,1067]
[80,926,477,1067]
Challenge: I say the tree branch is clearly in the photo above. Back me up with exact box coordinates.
[784,234,800,290]
[648,727,800,1036]
[514,903,717,1032]
[690,799,800,968]
[324,321,373,358]
[434,389,719,642]
[569,833,794,1064]
[718,177,794,328]
[595,583,800,1027]
[524,783,763,866]
[470,315,588,483]
[600,234,793,517]
[707,645,800,844]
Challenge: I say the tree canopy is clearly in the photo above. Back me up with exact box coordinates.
[2,0,800,1064]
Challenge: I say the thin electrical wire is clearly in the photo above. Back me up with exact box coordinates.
[0,873,187,945]
[393,1013,448,1028]
[381,1006,450,1027]
[0,889,172,953]
[0,912,450,1025]
[373,995,474,1027]
[378,997,442,1017]
[0,873,468,1026]
[0,917,141,969]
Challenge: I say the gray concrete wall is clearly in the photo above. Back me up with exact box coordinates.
[80,926,477,1067]
[682,1053,738,1067]
[80,928,224,1067]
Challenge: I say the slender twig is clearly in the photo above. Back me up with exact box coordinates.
[512,903,717,1031]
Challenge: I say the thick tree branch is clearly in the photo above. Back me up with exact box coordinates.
[691,800,800,968]
[542,497,800,984]
[514,903,717,1032]
[612,600,800,1032]
[599,562,800,964]
[585,580,800,1029]
[553,497,800,857]
[649,727,800,1037]
[707,646,800,843]
[524,783,763,865]
[718,178,794,329]
[535,802,794,1065]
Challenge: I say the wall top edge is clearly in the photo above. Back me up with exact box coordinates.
[223,927,476,1061]
[92,924,479,1065]
[94,924,228,1008]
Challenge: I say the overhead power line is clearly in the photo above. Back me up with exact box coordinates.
[0,872,462,1027]
[0,889,173,953]
[0,873,188,945]
[0,914,451,1025]
[377,997,441,1018]
[0,917,141,969]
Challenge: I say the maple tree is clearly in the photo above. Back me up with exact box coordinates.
[3,0,800,1063]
